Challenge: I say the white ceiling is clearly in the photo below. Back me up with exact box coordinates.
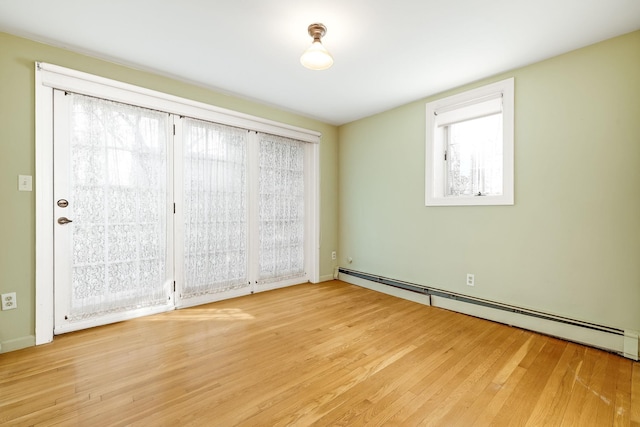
[1,1,639,125]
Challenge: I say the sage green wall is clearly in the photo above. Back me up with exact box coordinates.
[339,31,640,332]
[0,32,339,352]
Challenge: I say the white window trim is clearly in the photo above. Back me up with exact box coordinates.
[425,78,514,206]
[35,63,321,345]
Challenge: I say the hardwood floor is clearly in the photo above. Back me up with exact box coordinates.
[1,280,639,426]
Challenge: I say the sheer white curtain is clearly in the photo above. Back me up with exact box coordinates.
[69,94,169,320]
[182,118,249,297]
[258,134,306,284]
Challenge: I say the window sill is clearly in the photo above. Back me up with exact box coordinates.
[425,194,514,207]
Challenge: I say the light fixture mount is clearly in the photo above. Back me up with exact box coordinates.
[300,22,333,70]
[308,23,327,41]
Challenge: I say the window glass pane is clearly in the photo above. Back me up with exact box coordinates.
[258,134,306,284]
[69,94,169,320]
[446,113,503,197]
[182,118,249,297]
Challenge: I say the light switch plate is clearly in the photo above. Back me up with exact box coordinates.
[18,175,32,192]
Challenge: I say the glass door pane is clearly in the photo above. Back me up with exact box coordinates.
[179,118,250,305]
[257,134,306,286]
[54,92,172,333]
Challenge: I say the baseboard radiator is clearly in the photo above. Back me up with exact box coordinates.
[338,268,639,361]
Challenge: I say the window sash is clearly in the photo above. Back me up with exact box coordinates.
[444,112,503,197]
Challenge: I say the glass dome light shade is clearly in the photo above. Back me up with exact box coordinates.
[300,41,334,70]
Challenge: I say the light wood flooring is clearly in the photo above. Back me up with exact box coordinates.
[1,280,639,426]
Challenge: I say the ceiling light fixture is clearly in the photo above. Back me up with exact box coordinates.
[300,23,333,71]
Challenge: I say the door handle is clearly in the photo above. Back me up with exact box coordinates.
[57,217,73,225]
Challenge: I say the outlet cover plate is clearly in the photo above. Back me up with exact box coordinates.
[466,274,475,287]
[1,292,17,310]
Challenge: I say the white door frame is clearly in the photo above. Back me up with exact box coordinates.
[35,63,321,345]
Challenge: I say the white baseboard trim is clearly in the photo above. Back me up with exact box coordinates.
[1,335,36,353]
[319,274,335,282]
[339,271,638,360]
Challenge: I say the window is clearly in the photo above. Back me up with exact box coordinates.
[425,78,514,206]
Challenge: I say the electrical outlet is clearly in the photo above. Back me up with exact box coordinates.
[1,292,17,310]
[466,274,475,287]
[331,251,337,260]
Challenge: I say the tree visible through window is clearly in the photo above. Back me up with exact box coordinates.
[446,113,503,197]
